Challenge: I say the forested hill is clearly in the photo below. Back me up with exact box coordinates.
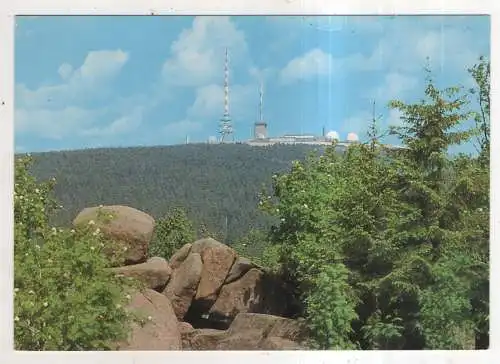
[25,143,324,243]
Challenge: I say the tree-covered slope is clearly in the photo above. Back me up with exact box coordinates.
[25,143,325,243]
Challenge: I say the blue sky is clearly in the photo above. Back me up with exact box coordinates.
[14,15,490,153]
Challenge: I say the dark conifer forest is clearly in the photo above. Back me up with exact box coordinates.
[25,143,322,242]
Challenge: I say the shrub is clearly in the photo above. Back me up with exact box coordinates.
[14,155,133,350]
[149,207,196,260]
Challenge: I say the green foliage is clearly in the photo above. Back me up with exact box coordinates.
[259,59,489,350]
[305,264,359,349]
[468,55,490,161]
[149,207,196,260]
[14,155,133,350]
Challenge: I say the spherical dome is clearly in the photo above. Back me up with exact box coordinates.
[347,132,359,142]
[325,130,340,140]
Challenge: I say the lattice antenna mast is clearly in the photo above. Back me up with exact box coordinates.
[219,48,234,143]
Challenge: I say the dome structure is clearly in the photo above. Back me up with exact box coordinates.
[325,130,340,141]
[347,132,359,142]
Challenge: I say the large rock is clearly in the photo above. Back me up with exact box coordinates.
[191,238,237,307]
[224,257,257,284]
[259,337,304,350]
[118,289,181,350]
[228,312,284,336]
[163,252,203,320]
[110,257,172,292]
[181,329,227,350]
[73,205,155,265]
[169,243,192,270]
[215,330,264,350]
[180,313,308,350]
[209,268,264,319]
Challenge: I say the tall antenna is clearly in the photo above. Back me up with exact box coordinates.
[259,81,264,122]
[219,48,234,143]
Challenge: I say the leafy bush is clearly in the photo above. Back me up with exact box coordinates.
[305,264,359,349]
[14,155,133,350]
[258,58,489,350]
[149,207,196,260]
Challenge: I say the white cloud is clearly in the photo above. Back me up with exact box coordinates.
[363,23,485,75]
[187,83,255,121]
[57,63,73,80]
[368,72,419,102]
[82,106,144,137]
[16,49,129,110]
[280,48,336,84]
[161,16,248,87]
[15,107,100,140]
[15,49,131,140]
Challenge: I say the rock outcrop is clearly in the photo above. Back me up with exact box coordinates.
[71,205,306,350]
[167,239,290,328]
[73,205,155,265]
[180,313,307,350]
[118,289,182,350]
[110,257,172,292]
[163,252,203,320]
[169,243,192,269]
[192,238,237,308]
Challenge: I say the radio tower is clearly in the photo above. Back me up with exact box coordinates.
[219,48,234,143]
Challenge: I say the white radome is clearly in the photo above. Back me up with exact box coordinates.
[347,132,359,142]
[325,130,340,140]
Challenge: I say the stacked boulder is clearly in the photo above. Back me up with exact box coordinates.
[73,205,181,350]
[165,237,288,328]
[72,205,306,350]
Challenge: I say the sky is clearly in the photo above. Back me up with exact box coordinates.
[14,15,490,153]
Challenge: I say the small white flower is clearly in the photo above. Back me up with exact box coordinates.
[93,228,101,236]
[43,302,48,307]
[147,316,153,321]
[125,294,131,300]
[303,204,308,209]
[281,218,286,223]
[88,220,95,225]
[14,316,19,322]
[35,244,41,250]
[99,204,103,208]
[35,188,40,194]
[70,229,75,234]
[14,288,19,293]
[51,227,57,234]
[123,246,128,252]
[90,246,95,251]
